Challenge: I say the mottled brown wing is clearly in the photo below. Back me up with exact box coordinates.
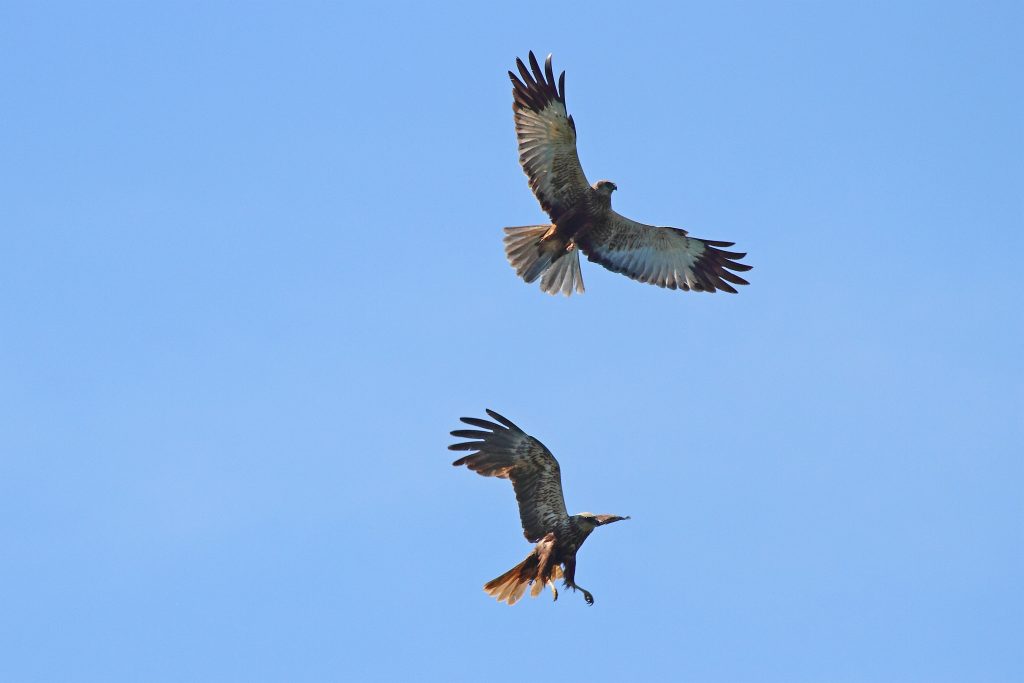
[509,52,591,222]
[577,210,752,292]
[450,409,569,543]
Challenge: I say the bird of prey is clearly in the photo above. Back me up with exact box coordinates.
[504,52,752,295]
[450,409,629,605]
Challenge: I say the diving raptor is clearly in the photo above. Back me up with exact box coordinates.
[450,409,629,605]
[505,51,752,295]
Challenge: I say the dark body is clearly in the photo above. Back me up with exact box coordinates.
[450,410,629,605]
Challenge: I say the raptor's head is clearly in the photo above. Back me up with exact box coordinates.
[593,180,618,197]
[575,512,630,531]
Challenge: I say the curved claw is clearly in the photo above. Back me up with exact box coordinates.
[583,590,594,605]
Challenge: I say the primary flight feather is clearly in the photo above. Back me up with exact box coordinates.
[505,51,752,295]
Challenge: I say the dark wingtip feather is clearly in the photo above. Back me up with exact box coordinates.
[528,51,543,82]
[716,281,738,294]
[511,52,565,111]
[451,429,492,439]
[719,270,750,286]
[460,416,502,431]
[700,243,754,291]
[485,409,522,432]
[516,57,532,85]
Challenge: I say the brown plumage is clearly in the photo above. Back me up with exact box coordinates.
[505,52,753,295]
[450,409,629,605]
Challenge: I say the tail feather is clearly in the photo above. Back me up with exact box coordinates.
[504,225,556,283]
[483,537,562,605]
[503,225,585,296]
[540,244,584,296]
[483,557,536,605]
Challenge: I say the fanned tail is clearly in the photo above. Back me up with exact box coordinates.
[483,534,563,605]
[503,226,585,296]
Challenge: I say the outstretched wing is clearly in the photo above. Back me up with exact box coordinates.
[509,52,591,222]
[450,409,569,542]
[577,211,752,292]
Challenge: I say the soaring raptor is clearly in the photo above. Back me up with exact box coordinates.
[505,52,752,295]
[450,409,629,605]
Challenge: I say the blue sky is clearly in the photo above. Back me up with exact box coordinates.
[1,1,1021,681]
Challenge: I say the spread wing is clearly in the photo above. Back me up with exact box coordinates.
[577,211,752,292]
[509,52,591,221]
[450,409,569,543]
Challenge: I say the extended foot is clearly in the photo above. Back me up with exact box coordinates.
[564,580,595,605]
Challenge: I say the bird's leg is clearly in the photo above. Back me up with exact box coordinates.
[561,558,595,606]
[548,579,559,601]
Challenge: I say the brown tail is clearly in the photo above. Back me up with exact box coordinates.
[483,536,563,605]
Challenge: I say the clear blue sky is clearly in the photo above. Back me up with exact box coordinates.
[1,1,1021,681]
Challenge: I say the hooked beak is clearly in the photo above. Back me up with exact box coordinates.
[594,514,630,526]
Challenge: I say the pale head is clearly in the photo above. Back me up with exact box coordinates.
[574,512,631,531]
[593,180,618,197]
